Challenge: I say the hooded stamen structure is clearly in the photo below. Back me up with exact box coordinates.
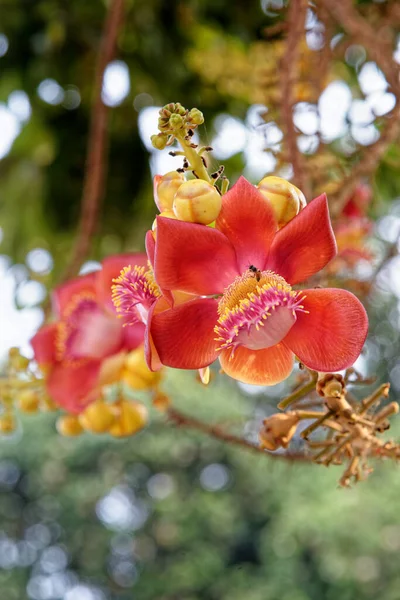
[215,270,306,354]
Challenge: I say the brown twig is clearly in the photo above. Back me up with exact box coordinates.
[330,103,400,217]
[61,0,125,281]
[279,0,310,196]
[166,406,309,462]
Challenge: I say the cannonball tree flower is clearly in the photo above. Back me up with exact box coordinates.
[146,177,368,385]
[30,254,150,414]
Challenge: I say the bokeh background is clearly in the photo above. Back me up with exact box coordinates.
[1,1,400,598]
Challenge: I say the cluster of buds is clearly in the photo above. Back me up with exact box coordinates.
[57,397,148,438]
[151,103,225,227]
[0,348,58,435]
[151,104,309,229]
[151,103,204,150]
[260,370,400,487]
[0,346,163,439]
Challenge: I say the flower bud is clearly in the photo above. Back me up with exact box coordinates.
[173,179,222,225]
[151,133,169,150]
[56,414,83,437]
[0,412,17,434]
[79,400,116,433]
[169,113,184,130]
[259,412,299,451]
[188,108,204,125]
[152,210,178,233]
[154,171,185,212]
[109,400,148,437]
[316,373,346,398]
[18,390,40,413]
[41,395,58,411]
[122,346,162,391]
[257,176,306,228]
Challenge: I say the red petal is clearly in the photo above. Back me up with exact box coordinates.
[150,298,219,369]
[46,360,101,414]
[97,253,148,310]
[219,344,294,385]
[31,323,58,366]
[155,217,238,295]
[283,288,368,371]
[52,272,97,317]
[146,229,174,306]
[216,176,277,272]
[144,299,163,372]
[122,321,145,351]
[145,230,156,268]
[266,194,337,284]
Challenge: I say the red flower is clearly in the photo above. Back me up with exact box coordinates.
[148,177,368,385]
[30,254,148,414]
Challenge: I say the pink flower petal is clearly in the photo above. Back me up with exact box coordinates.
[69,308,123,360]
[283,288,368,371]
[150,297,219,369]
[155,217,239,295]
[31,323,58,366]
[46,360,101,414]
[266,194,337,284]
[216,176,277,272]
[98,253,148,310]
[219,343,294,385]
[122,321,146,351]
[52,272,97,317]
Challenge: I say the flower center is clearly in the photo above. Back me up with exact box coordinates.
[57,292,123,362]
[215,269,306,354]
[111,264,161,325]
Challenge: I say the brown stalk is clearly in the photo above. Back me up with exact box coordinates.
[279,0,310,196]
[62,0,125,281]
[166,406,310,463]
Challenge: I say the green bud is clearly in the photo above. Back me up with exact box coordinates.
[188,108,204,125]
[169,113,184,130]
[151,133,169,150]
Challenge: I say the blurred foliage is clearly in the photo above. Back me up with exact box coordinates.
[1,369,400,600]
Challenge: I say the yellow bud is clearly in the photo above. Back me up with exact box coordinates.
[56,414,84,437]
[109,400,148,437]
[188,108,204,125]
[41,395,58,412]
[152,210,179,233]
[257,176,306,228]
[79,400,116,434]
[154,171,185,212]
[18,390,40,413]
[123,346,162,391]
[173,179,222,225]
[0,412,17,434]
[151,133,169,150]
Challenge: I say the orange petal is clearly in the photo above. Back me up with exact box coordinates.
[46,360,101,414]
[155,217,239,295]
[219,344,294,385]
[283,288,368,371]
[150,298,219,369]
[216,176,277,272]
[266,194,337,284]
[31,323,58,366]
